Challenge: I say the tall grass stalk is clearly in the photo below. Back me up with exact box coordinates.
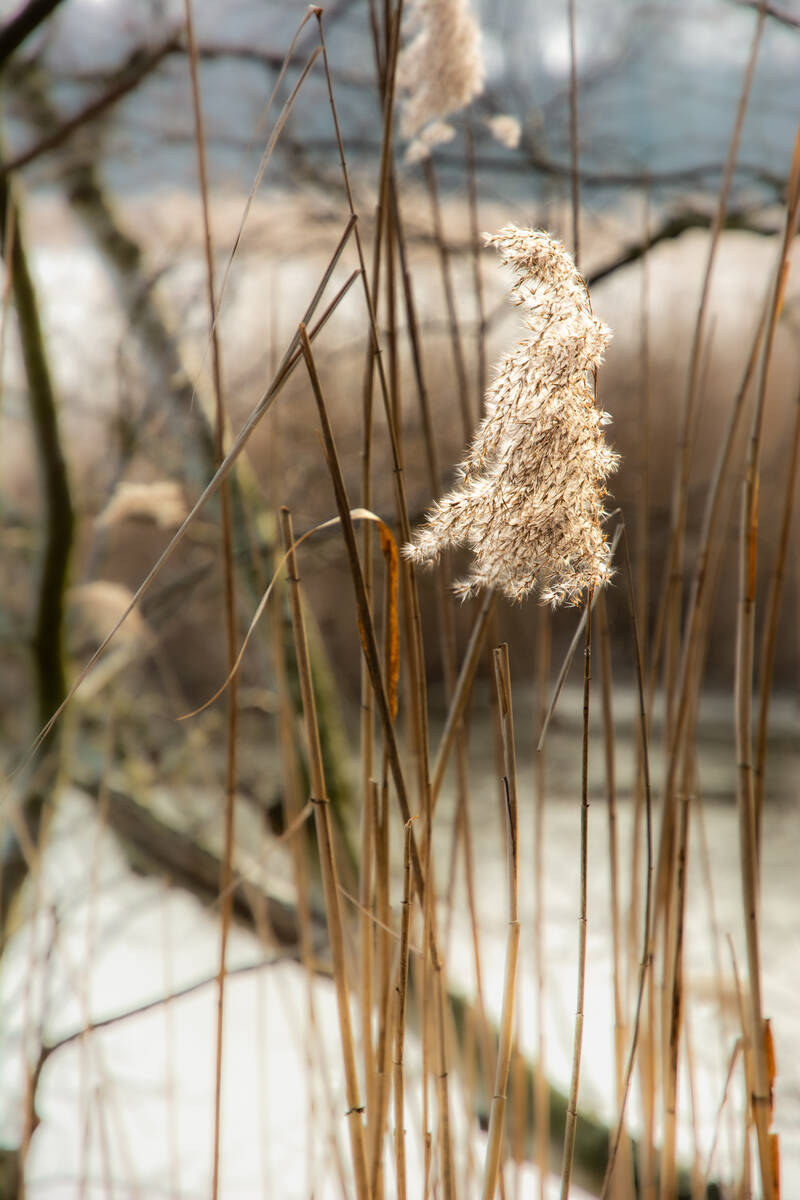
[391,166,498,1189]
[393,815,415,1200]
[533,605,551,1200]
[299,322,458,1194]
[183,6,240,1194]
[431,594,494,806]
[597,594,635,1199]
[279,506,370,1200]
[734,126,800,1200]
[650,0,765,924]
[559,589,593,1200]
[753,378,800,845]
[648,44,769,1161]
[424,155,473,438]
[481,644,520,1200]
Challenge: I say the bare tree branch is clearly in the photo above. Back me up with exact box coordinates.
[0,0,67,67]
[586,208,778,288]
[731,0,800,30]
[2,35,181,175]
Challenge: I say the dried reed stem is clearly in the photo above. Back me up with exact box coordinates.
[431,592,494,807]
[314,71,454,1191]
[0,185,15,408]
[393,178,498,1171]
[392,817,415,1200]
[533,605,551,1200]
[651,314,764,930]
[566,0,580,264]
[279,507,370,1200]
[299,323,455,1193]
[424,155,473,439]
[734,127,800,1200]
[425,861,456,1200]
[600,529,654,1199]
[659,755,690,1200]
[597,596,635,1198]
[537,529,621,752]
[183,8,240,1195]
[648,46,768,1135]
[559,589,593,1200]
[754,380,800,844]
[363,58,405,1155]
[266,512,326,1193]
[466,119,488,406]
[650,7,766,942]
[481,644,520,1200]
[370,777,394,1199]
[297,323,422,891]
[660,2,765,694]
[360,777,377,1149]
[391,183,441,486]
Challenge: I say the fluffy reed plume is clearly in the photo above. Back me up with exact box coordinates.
[96,480,187,529]
[67,581,151,657]
[485,113,521,149]
[397,0,485,158]
[404,226,619,606]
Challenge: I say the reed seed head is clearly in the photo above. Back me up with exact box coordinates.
[397,0,485,159]
[485,114,521,149]
[404,226,619,607]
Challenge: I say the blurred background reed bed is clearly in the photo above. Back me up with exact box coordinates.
[0,1,798,1197]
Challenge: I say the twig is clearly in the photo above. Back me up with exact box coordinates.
[393,818,415,1200]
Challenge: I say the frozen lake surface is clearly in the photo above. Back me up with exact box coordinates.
[1,686,798,1197]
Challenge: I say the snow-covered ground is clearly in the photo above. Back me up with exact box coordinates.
[0,786,600,1199]
[1,686,797,1197]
